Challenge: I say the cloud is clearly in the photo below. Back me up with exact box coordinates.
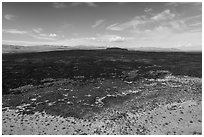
[52,2,67,8]
[56,34,132,44]
[92,19,104,28]
[183,14,202,28]
[32,28,43,33]
[165,2,186,6]
[3,29,28,34]
[30,32,58,40]
[32,28,57,39]
[47,34,135,48]
[53,2,98,9]
[71,2,98,7]
[106,23,122,31]
[130,29,201,49]
[178,15,201,32]
[39,34,47,37]
[30,34,56,41]
[95,34,134,43]
[165,2,201,7]
[4,14,16,21]
[3,28,57,41]
[49,37,103,47]
[189,28,201,33]
[129,15,201,48]
[2,40,48,46]
[144,8,152,13]
[188,22,202,26]
[109,36,126,42]
[154,26,172,35]
[184,14,202,21]
[132,19,187,35]
[165,2,202,11]
[151,9,175,21]
[169,20,187,31]
[148,19,187,34]
[49,33,57,37]
[85,2,98,7]
[107,9,176,32]
[106,16,147,31]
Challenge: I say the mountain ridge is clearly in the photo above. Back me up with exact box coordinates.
[2,44,201,53]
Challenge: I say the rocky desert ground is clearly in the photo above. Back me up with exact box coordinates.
[2,74,202,135]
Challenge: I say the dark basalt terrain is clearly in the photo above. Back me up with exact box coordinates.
[2,49,202,135]
[2,50,201,95]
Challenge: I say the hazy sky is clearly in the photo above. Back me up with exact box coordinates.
[2,2,202,49]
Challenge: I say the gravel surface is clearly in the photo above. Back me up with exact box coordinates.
[2,75,202,135]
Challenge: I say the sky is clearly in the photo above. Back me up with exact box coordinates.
[2,2,202,50]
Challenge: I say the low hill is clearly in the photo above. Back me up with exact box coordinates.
[106,47,128,51]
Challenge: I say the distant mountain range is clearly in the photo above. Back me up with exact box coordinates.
[2,44,201,53]
[133,47,181,52]
[2,45,72,53]
[178,45,202,52]
[133,45,201,52]
[2,44,107,53]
